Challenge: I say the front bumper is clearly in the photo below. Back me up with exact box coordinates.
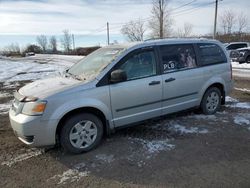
[232,57,246,63]
[9,108,58,147]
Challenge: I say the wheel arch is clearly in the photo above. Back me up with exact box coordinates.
[201,82,225,105]
[56,107,111,143]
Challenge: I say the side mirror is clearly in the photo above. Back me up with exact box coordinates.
[110,69,127,83]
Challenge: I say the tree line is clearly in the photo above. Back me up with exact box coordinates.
[121,0,249,43]
[1,30,76,57]
[1,0,249,57]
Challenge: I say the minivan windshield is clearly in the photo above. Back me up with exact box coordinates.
[67,47,124,80]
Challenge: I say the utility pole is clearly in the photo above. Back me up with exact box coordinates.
[213,0,218,39]
[72,34,75,53]
[107,22,110,45]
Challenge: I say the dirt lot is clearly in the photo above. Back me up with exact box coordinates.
[0,76,250,188]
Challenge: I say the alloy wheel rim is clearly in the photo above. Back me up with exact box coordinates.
[206,91,219,112]
[69,120,97,149]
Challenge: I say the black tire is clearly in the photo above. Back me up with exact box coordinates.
[246,56,250,64]
[60,113,103,154]
[201,87,221,115]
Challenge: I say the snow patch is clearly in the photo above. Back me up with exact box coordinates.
[232,61,250,69]
[48,162,89,185]
[170,124,209,134]
[3,82,20,89]
[130,137,175,155]
[0,92,11,98]
[95,154,114,163]
[49,169,89,185]
[226,96,239,102]
[190,114,217,121]
[0,103,11,114]
[226,102,250,109]
[234,115,250,126]
[235,87,250,93]
[1,149,43,167]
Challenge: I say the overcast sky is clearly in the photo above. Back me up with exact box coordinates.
[0,0,249,47]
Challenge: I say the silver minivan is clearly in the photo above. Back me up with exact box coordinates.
[9,39,233,153]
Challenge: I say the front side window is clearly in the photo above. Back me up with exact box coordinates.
[159,44,197,73]
[119,50,157,80]
[198,43,227,65]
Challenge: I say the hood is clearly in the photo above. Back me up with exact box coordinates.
[19,76,82,98]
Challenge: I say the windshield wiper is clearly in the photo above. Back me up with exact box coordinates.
[65,71,82,81]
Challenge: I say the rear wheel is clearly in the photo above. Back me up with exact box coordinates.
[201,87,221,115]
[60,113,103,154]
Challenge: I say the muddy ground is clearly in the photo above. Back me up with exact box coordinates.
[0,76,250,188]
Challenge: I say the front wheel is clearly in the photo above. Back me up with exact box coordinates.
[60,113,103,154]
[246,56,250,63]
[201,87,221,115]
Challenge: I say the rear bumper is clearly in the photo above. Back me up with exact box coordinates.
[9,109,58,147]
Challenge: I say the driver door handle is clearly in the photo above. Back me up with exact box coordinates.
[165,78,176,83]
[149,81,161,86]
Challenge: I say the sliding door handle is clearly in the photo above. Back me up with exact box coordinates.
[149,81,161,85]
[165,78,176,83]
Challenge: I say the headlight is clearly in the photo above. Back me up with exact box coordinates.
[22,101,47,116]
[239,51,245,57]
[23,96,38,102]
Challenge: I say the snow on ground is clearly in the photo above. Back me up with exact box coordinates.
[0,54,83,82]
[232,62,250,78]
[2,82,20,89]
[0,103,11,114]
[1,149,43,167]
[232,61,250,69]
[0,92,11,98]
[226,96,239,102]
[95,154,114,163]
[235,88,250,93]
[188,114,217,121]
[226,102,250,109]
[234,115,250,126]
[225,96,250,109]
[48,162,89,185]
[169,124,209,134]
[129,137,175,156]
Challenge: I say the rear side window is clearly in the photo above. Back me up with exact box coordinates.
[159,44,197,73]
[198,43,227,65]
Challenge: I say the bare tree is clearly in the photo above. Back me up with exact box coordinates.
[61,30,72,53]
[219,10,236,34]
[176,22,193,38]
[36,35,47,52]
[3,43,21,56]
[49,36,57,53]
[238,12,247,33]
[121,19,146,42]
[149,0,173,39]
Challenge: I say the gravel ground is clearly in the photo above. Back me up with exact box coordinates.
[0,76,250,188]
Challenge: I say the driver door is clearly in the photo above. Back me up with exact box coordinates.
[109,48,162,127]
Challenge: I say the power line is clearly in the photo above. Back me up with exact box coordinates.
[78,1,218,37]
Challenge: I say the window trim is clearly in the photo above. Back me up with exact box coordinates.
[96,46,161,87]
[196,43,227,67]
